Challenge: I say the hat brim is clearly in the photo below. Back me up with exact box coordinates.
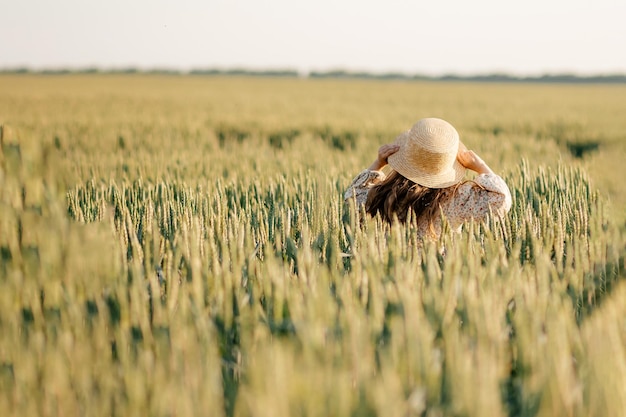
[388,133,467,189]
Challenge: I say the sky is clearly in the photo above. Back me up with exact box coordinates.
[1,0,625,76]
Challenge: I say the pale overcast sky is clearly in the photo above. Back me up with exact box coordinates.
[1,0,625,75]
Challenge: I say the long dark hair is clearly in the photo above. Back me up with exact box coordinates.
[365,170,457,225]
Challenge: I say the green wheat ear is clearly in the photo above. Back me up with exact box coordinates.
[1,75,625,417]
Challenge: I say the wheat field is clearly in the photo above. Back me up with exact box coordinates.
[1,75,625,417]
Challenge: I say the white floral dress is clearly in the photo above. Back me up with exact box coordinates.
[344,169,512,239]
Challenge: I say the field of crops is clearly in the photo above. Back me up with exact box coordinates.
[1,75,625,416]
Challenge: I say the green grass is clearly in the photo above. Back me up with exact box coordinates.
[0,75,625,416]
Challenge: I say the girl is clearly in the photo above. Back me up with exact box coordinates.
[344,118,512,239]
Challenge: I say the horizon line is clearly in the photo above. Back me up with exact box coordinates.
[2,66,626,82]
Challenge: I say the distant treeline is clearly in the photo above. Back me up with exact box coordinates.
[309,70,626,83]
[0,67,301,77]
[2,67,626,83]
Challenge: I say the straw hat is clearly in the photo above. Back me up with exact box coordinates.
[387,118,466,188]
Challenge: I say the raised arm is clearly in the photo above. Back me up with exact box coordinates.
[450,149,512,222]
[344,144,400,205]
[456,149,494,175]
[368,144,400,171]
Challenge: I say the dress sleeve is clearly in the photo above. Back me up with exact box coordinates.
[446,173,512,224]
[344,169,386,206]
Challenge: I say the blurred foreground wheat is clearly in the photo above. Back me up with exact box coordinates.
[1,76,625,416]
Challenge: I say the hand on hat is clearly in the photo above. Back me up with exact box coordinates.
[457,149,494,175]
[368,144,400,171]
